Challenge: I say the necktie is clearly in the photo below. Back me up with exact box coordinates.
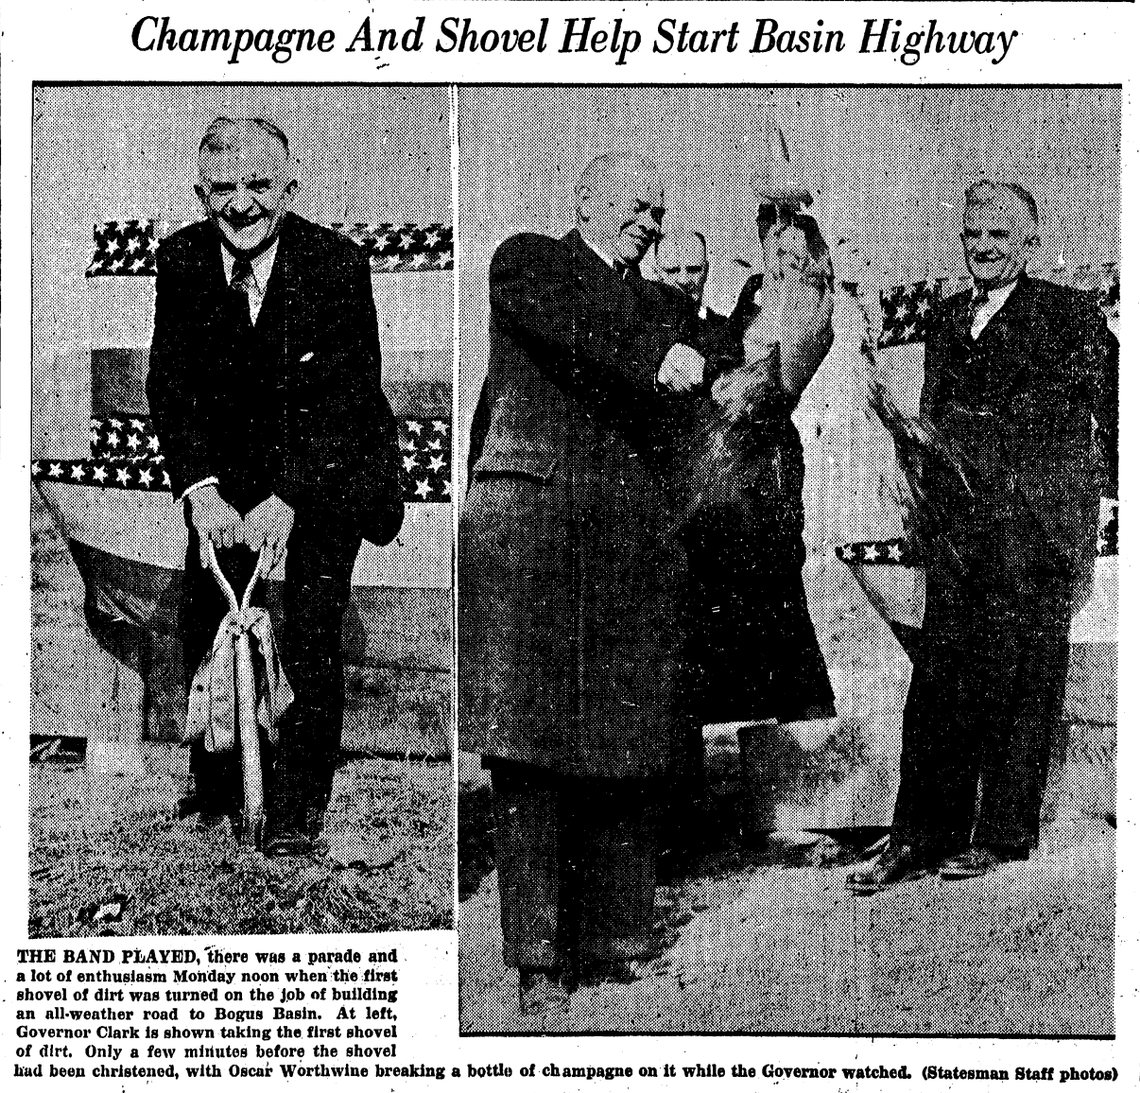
[969,286,990,339]
[230,256,254,331]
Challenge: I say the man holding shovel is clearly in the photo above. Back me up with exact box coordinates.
[147,117,402,857]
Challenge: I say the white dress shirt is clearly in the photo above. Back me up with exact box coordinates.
[221,237,279,326]
[970,278,1018,340]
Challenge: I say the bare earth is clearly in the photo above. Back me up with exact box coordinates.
[30,746,452,937]
[459,772,1113,1035]
[30,487,453,937]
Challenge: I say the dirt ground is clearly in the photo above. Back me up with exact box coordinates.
[30,744,452,937]
[459,762,1114,1035]
[30,487,453,937]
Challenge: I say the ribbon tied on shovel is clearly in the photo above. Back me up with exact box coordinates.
[186,542,293,846]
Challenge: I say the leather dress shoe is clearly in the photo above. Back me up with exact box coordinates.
[572,957,639,987]
[518,969,571,1016]
[179,793,236,834]
[846,841,934,895]
[939,845,1028,879]
[656,845,696,886]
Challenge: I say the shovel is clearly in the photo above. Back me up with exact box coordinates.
[205,541,270,848]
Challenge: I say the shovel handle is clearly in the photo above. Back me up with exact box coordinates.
[203,538,270,849]
[205,540,268,613]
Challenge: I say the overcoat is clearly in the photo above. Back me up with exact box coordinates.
[459,230,700,778]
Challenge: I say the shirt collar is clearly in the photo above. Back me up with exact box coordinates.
[973,278,1017,311]
[580,232,618,269]
[221,236,280,293]
[578,230,639,277]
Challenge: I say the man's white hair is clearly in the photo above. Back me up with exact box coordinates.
[199,116,290,160]
[576,153,658,198]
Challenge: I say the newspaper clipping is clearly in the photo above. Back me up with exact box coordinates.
[2,0,1133,1087]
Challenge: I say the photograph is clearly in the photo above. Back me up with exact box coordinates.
[455,84,1118,1034]
[30,83,454,936]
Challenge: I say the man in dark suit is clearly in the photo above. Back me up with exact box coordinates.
[460,154,707,1013]
[656,230,728,335]
[848,181,1117,892]
[147,117,402,857]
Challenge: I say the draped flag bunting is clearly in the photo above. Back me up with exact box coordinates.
[34,217,453,752]
[837,265,1118,726]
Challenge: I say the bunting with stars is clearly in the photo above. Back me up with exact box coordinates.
[399,415,452,502]
[87,219,453,277]
[34,216,453,748]
[878,263,1120,347]
[838,266,1119,710]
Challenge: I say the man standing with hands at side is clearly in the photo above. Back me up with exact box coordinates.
[848,181,1117,893]
[147,117,402,857]
[460,153,707,1014]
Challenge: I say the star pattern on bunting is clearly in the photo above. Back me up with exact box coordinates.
[836,539,918,566]
[39,413,452,503]
[91,416,161,461]
[878,282,941,347]
[34,458,170,493]
[85,220,171,276]
[398,417,451,502]
[839,525,1118,563]
[87,220,453,276]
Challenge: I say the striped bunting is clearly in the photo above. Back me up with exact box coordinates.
[35,414,450,504]
[837,502,1117,571]
[87,219,452,276]
[879,263,1120,347]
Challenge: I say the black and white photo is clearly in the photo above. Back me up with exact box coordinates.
[456,84,1118,1035]
[30,84,454,936]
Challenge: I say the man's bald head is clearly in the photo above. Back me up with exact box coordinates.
[575,154,665,268]
[656,231,709,304]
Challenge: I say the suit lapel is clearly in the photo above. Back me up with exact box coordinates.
[253,215,296,337]
[187,227,245,362]
[972,276,1035,407]
[246,215,301,381]
[927,292,976,400]
[565,229,624,289]
[190,226,230,310]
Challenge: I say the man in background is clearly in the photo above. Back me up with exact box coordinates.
[147,117,402,857]
[460,153,707,1014]
[848,180,1117,892]
[656,229,728,335]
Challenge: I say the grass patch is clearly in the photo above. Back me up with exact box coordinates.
[30,743,452,937]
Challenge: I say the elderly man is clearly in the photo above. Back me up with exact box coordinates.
[656,230,727,333]
[460,154,707,1011]
[147,117,402,856]
[848,181,1117,893]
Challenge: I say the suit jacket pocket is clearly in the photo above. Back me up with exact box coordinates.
[464,451,566,583]
[471,445,559,485]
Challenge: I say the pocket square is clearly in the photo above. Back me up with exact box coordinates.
[299,351,315,363]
